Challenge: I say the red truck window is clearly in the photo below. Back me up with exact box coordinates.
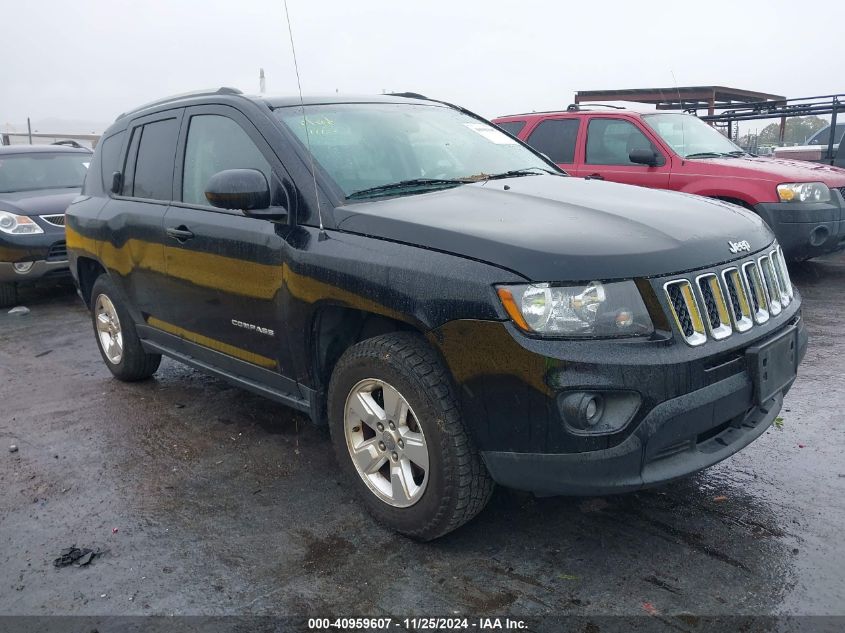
[526,119,579,164]
[585,119,657,166]
[495,120,526,137]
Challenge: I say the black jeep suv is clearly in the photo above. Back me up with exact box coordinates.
[0,144,92,307]
[66,89,807,539]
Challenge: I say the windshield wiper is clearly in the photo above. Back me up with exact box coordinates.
[685,151,747,159]
[477,167,558,180]
[346,167,558,199]
[347,178,467,200]
[684,152,724,159]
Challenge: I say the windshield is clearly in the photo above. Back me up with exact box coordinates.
[0,152,91,193]
[808,124,845,146]
[276,103,553,198]
[643,113,743,158]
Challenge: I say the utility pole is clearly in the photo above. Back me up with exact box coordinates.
[27,117,32,144]
[259,68,266,94]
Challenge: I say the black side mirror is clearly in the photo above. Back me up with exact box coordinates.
[205,169,273,212]
[629,148,662,167]
[110,171,122,194]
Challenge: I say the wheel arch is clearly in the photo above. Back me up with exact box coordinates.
[76,257,107,308]
[310,304,420,397]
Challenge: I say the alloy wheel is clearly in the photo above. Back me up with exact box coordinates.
[94,294,123,365]
[343,378,429,507]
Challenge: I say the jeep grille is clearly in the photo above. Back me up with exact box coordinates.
[663,245,793,346]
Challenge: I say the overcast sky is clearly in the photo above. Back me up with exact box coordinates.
[2,0,842,133]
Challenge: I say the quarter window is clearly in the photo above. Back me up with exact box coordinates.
[98,131,125,191]
[586,119,658,166]
[496,120,527,137]
[182,115,272,206]
[526,119,580,164]
[130,118,180,200]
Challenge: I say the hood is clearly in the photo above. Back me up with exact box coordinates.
[334,176,774,281]
[686,155,845,186]
[0,188,80,216]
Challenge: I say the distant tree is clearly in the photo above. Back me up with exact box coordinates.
[755,116,828,145]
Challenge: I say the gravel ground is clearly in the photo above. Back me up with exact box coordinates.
[1,254,843,627]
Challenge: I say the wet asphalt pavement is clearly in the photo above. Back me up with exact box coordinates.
[1,254,843,624]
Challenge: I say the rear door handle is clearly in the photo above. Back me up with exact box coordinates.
[585,173,605,180]
[166,226,195,242]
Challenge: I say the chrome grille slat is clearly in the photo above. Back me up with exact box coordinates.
[759,255,782,316]
[664,244,794,346]
[664,280,707,346]
[774,247,793,301]
[768,249,789,307]
[721,268,754,333]
[695,273,732,340]
[743,261,770,324]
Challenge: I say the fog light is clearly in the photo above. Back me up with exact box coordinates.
[585,397,598,422]
[558,390,642,436]
[560,392,605,430]
[13,261,34,274]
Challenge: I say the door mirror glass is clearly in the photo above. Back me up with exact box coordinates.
[628,148,661,167]
[204,169,271,211]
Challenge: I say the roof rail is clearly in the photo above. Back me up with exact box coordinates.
[496,104,627,118]
[115,87,244,121]
[51,140,86,148]
[386,92,429,100]
[566,103,626,112]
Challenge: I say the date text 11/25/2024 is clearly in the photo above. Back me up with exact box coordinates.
[307,617,527,630]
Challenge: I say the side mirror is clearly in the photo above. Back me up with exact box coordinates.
[110,171,122,194]
[205,169,273,212]
[629,148,662,167]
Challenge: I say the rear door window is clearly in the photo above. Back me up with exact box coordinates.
[586,118,657,165]
[526,119,580,164]
[125,117,180,200]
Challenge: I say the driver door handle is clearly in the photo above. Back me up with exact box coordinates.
[585,173,605,180]
[166,225,195,242]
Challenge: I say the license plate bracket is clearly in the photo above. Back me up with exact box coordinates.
[746,325,798,405]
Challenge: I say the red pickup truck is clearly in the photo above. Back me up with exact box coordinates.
[493,106,845,261]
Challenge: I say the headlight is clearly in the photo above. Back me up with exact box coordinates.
[777,182,831,203]
[0,210,44,235]
[497,280,654,337]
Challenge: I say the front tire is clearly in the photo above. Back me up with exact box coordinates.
[327,332,493,540]
[90,275,161,381]
[0,282,17,309]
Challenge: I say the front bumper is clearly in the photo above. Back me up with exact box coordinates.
[0,232,68,284]
[477,317,806,496]
[0,259,71,283]
[482,378,789,496]
[430,263,807,496]
[755,191,845,261]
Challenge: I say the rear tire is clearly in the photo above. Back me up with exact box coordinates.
[90,275,161,381]
[0,282,17,309]
[327,332,493,540]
